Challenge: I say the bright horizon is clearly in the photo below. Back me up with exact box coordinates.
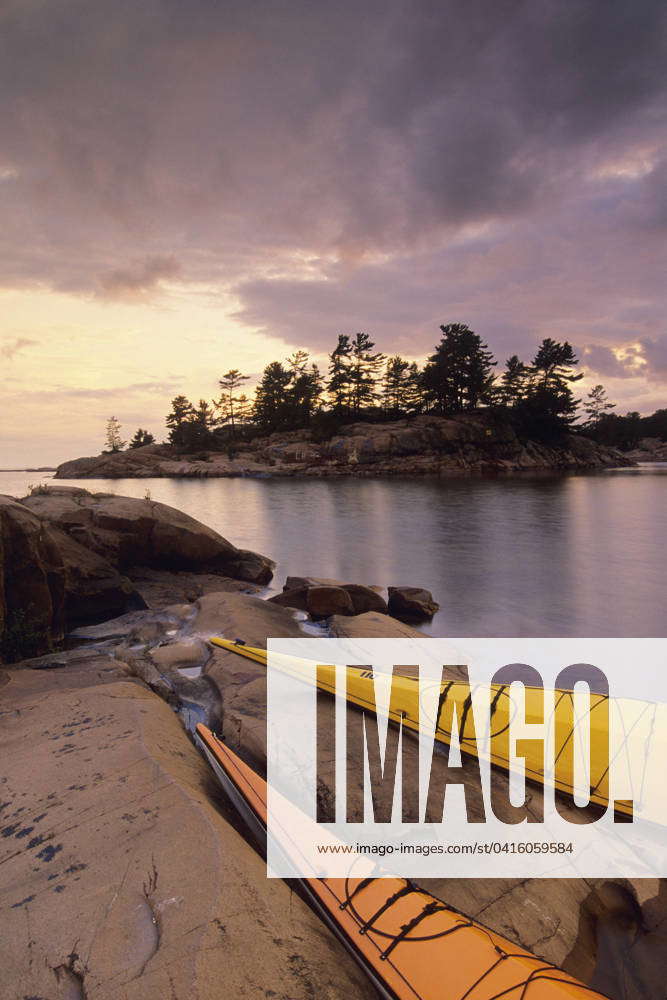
[2,2,666,466]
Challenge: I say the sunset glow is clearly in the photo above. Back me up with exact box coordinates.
[1,2,666,465]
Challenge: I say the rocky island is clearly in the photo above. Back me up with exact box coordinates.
[54,413,631,481]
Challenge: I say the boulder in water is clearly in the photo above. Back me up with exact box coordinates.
[387,586,439,621]
[273,576,387,617]
[271,583,355,618]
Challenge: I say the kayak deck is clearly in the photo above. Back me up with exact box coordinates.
[209,637,635,818]
[195,723,609,1000]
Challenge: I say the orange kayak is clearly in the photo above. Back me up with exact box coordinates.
[195,724,608,1000]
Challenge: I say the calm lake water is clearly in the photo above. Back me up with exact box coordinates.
[1,467,665,637]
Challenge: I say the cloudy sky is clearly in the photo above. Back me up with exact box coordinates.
[1,0,666,465]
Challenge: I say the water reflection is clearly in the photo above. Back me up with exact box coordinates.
[1,469,664,637]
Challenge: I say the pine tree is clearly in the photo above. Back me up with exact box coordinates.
[532,339,583,394]
[166,395,195,448]
[641,408,667,440]
[405,362,424,414]
[584,384,616,426]
[515,339,584,439]
[531,338,583,427]
[422,323,496,413]
[104,416,126,453]
[348,332,385,416]
[383,356,410,413]
[287,351,323,426]
[128,428,155,449]
[287,350,310,376]
[216,369,250,433]
[327,334,353,413]
[194,398,214,426]
[235,393,253,426]
[382,356,422,415]
[253,361,293,432]
[499,355,530,406]
[192,398,215,444]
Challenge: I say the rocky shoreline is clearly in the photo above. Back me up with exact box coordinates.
[625,437,667,463]
[53,413,632,480]
[1,486,663,999]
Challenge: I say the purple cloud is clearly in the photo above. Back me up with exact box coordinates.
[0,0,664,406]
[96,256,181,300]
[637,336,667,377]
[582,345,640,379]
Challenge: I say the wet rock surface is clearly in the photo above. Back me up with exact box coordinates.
[561,880,667,997]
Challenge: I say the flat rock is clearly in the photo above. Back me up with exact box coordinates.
[0,660,377,1000]
[329,610,425,638]
[10,647,115,671]
[129,567,257,609]
[284,575,382,593]
[199,592,303,767]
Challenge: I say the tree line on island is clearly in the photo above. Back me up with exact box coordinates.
[103,322,663,455]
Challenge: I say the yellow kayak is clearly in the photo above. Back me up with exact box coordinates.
[210,637,647,820]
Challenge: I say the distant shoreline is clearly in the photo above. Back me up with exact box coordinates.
[52,413,632,481]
